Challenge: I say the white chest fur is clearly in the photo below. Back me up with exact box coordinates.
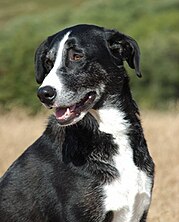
[90,108,152,222]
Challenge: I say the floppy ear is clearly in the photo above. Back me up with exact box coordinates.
[34,39,49,84]
[105,29,142,78]
[34,33,57,84]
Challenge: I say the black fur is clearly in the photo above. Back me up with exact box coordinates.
[0,24,154,222]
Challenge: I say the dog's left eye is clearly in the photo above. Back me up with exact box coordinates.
[68,49,84,61]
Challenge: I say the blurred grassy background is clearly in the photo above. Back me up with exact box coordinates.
[0,0,179,113]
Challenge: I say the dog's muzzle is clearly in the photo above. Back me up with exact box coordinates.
[37,86,97,126]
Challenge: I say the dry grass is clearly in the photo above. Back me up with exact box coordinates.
[0,110,178,221]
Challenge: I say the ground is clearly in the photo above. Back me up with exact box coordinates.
[0,110,178,221]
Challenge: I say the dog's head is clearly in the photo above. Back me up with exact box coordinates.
[35,24,141,126]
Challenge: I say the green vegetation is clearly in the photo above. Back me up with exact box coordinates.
[0,0,178,113]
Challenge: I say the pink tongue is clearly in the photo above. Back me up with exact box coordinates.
[56,107,67,119]
[55,105,76,120]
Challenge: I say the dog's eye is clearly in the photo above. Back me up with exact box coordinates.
[68,49,84,61]
[45,58,54,70]
[46,58,53,66]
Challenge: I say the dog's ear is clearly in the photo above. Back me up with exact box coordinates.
[34,34,56,84]
[105,29,142,78]
[34,39,49,84]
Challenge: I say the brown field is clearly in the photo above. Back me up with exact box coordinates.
[0,110,178,221]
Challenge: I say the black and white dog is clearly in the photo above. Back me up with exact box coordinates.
[0,24,154,222]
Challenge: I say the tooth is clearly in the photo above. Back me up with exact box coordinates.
[65,108,70,118]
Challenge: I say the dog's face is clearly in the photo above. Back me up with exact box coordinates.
[35,24,141,126]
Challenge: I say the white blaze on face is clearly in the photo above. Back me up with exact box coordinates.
[40,31,71,94]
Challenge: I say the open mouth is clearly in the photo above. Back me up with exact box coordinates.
[55,91,96,125]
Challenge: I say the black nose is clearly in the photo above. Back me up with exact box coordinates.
[37,86,57,105]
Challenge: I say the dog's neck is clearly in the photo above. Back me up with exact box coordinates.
[89,108,130,139]
[90,75,140,134]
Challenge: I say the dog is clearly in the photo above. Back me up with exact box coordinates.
[0,24,154,222]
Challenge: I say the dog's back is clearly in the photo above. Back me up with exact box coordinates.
[0,24,154,222]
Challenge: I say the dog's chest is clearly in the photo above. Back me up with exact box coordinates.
[96,108,152,222]
[103,140,151,222]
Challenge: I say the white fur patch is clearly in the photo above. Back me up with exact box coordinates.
[90,108,152,222]
[40,31,71,94]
